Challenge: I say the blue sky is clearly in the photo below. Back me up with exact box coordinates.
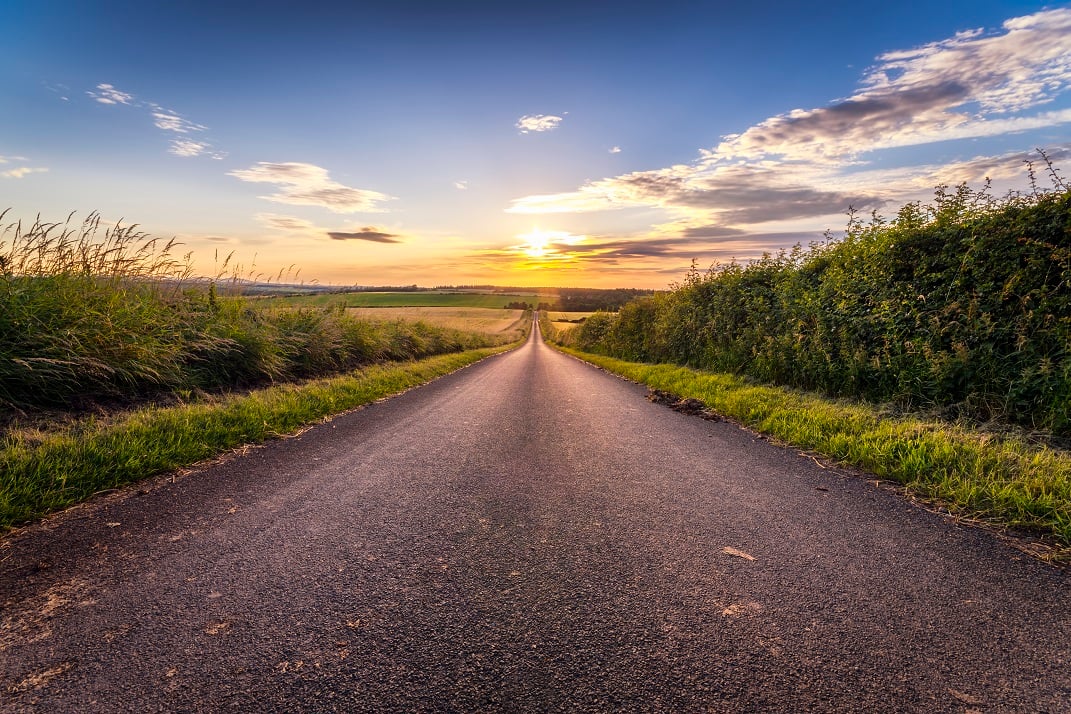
[2,1,1069,287]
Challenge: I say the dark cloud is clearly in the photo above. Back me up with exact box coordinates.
[328,227,401,243]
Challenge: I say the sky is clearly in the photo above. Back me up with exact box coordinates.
[2,0,1070,289]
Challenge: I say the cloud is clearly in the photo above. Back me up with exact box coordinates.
[169,139,208,157]
[257,213,319,232]
[87,83,134,105]
[454,180,469,190]
[507,7,1071,244]
[84,84,222,158]
[483,229,825,273]
[517,114,564,133]
[229,162,394,214]
[328,228,401,243]
[0,156,28,164]
[151,108,206,134]
[716,8,1071,162]
[609,146,622,154]
[1,167,48,179]
[509,162,883,224]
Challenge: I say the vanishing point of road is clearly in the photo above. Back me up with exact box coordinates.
[2,320,1069,712]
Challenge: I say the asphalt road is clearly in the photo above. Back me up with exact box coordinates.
[2,321,1069,712]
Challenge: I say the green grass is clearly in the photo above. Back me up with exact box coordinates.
[0,345,514,530]
[262,291,558,309]
[558,346,1071,560]
[0,212,513,412]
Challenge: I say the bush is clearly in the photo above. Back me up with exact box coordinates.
[555,179,1071,435]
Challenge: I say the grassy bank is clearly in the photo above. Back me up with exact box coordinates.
[0,345,512,530]
[557,346,1071,560]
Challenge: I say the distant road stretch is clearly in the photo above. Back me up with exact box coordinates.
[2,319,1068,712]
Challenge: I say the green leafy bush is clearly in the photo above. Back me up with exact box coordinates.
[557,180,1071,435]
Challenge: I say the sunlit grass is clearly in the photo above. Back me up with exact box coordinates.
[345,307,528,335]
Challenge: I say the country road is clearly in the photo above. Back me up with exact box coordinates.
[2,320,1069,712]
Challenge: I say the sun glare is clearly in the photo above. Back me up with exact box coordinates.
[515,228,584,262]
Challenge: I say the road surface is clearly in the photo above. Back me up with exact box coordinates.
[2,320,1069,712]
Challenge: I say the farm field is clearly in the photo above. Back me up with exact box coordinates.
[347,307,528,335]
[546,311,596,332]
[264,291,557,309]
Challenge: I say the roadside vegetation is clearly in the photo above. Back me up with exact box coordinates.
[0,211,511,416]
[555,173,1071,436]
[0,210,522,528]
[544,169,1071,558]
[0,347,510,529]
[345,306,529,337]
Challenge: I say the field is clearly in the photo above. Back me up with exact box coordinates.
[263,291,557,309]
[347,307,528,335]
[544,311,596,332]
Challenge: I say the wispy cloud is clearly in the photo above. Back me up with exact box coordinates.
[609,146,622,154]
[229,162,394,214]
[44,82,69,101]
[1,155,47,179]
[507,7,1071,252]
[151,107,207,134]
[454,180,469,190]
[328,227,402,243]
[87,83,134,105]
[257,212,404,244]
[257,213,319,233]
[2,167,48,179]
[517,114,564,133]
[86,83,224,158]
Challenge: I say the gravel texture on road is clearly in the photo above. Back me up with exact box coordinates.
[2,322,1069,712]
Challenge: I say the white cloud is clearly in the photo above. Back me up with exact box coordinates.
[1,167,48,179]
[169,139,208,157]
[609,146,622,154]
[454,180,469,190]
[716,8,1071,162]
[152,108,206,134]
[87,83,134,105]
[0,156,28,164]
[83,85,221,158]
[229,162,394,214]
[517,114,564,133]
[508,8,1071,241]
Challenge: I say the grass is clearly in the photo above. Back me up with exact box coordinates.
[0,211,511,414]
[545,311,595,333]
[263,291,558,309]
[0,345,514,530]
[557,346,1071,561]
[345,307,528,335]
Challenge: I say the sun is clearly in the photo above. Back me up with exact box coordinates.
[515,228,585,263]
[518,228,554,259]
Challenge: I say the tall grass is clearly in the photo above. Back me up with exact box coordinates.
[560,175,1071,436]
[0,211,508,416]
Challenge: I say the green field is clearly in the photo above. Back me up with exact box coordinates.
[262,291,558,309]
[347,307,528,335]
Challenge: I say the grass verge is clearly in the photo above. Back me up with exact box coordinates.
[558,346,1071,562]
[0,345,513,530]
